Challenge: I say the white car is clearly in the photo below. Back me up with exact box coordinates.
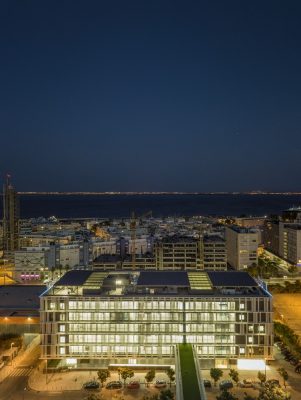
[155,380,167,388]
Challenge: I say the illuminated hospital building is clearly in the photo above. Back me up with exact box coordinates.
[40,270,273,369]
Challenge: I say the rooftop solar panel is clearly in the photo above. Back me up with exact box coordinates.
[137,271,189,286]
[207,271,257,287]
[54,270,92,286]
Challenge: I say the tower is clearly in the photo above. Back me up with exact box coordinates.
[2,175,19,254]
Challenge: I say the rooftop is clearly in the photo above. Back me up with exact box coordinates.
[227,225,257,234]
[0,285,46,317]
[156,235,197,244]
[46,270,268,298]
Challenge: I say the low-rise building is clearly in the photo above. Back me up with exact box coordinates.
[0,285,46,334]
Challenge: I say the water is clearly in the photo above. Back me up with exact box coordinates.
[1,194,300,219]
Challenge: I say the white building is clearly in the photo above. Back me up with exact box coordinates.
[225,226,259,270]
[40,270,273,370]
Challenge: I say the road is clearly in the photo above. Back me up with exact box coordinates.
[0,342,87,400]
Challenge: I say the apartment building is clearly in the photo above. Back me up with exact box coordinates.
[154,236,201,270]
[279,223,301,266]
[202,235,227,271]
[262,220,279,255]
[40,270,273,370]
[14,242,89,281]
[225,226,259,270]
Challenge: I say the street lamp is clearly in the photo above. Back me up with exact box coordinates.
[264,357,267,380]
[10,342,15,366]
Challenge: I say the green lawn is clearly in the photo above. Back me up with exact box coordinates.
[179,344,201,400]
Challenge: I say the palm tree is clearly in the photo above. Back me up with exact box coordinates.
[229,368,239,385]
[145,369,155,387]
[210,368,223,387]
[97,368,110,387]
[166,368,175,387]
[277,367,288,388]
[120,368,134,387]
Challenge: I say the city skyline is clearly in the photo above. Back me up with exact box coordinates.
[1,1,301,192]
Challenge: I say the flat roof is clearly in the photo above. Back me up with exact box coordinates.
[54,270,92,286]
[157,236,197,244]
[53,270,260,292]
[0,285,46,316]
[207,271,257,287]
[137,271,189,287]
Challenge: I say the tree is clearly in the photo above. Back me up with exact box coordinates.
[259,382,291,400]
[277,367,289,388]
[159,389,174,400]
[243,394,257,400]
[210,368,223,387]
[97,368,110,387]
[229,369,239,386]
[145,369,156,387]
[120,368,134,387]
[257,371,266,385]
[216,390,238,400]
[85,395,101,400]
[166,367,175,387]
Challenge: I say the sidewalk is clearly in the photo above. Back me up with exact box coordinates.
[28,368,97,391]
[28,367,172,397]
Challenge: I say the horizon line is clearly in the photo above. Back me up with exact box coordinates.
[11,191,301,195]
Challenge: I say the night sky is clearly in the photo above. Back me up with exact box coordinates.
[1,1,301,192]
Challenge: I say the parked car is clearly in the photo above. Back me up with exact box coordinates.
[127,381,140,389]
[106,381,122,389]
[203,379,212,388]
[219,380,233,390]
[155,380,167,388]
[252,381,262,390]
[266,379,280,387]
[290,358,299,366]
[83,381,100,389]
[238,379,253,388]
[295,363,301,373]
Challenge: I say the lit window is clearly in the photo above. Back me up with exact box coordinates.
[259,325,265,333]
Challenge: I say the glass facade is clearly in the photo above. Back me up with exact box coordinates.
[41,295,273,362]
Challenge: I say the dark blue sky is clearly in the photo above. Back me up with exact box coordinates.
[1,1,301,192]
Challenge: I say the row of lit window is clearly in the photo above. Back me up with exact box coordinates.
[65,322,238,333]
[48,300,237,311]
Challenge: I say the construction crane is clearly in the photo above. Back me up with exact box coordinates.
[130,210,152,270]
